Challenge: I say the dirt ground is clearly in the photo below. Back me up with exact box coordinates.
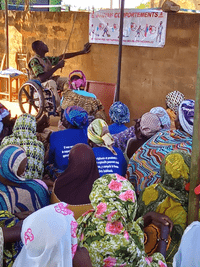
[1,100,60,132]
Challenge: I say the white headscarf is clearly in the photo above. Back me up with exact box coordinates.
[173,221,200,267]
[13,202,78,267]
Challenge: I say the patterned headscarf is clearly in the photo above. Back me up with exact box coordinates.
[77,173,166,267]
[87,119,117,155]
[178,99,195,136]
[109,101,130,125]
[69,70,86,90]
[0,145,27,181]
[0,103,10,134]
[160,150,191,192]
[13,203,77,267]
[13,114,36,139]
[166,91,185,114]
[64,106,88,129]
[150,107,171,129]
[140,112,162,137]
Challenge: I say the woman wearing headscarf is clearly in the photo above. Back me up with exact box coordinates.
[13,203,92,267]
[125,112,163,159]
[137,150,191,267]
[127,99,194,195]
[173,221,200,267]
[165,90,185,130]
[0,145,49,213]
[88,119,127,177]
[108,101,130,134]
[0,103,16,145]
[113,107,169,155]
[61,70,107,122]
[46,106,89,180]
[77,173,172,267]
[1,114,45,180]
[51,144,99,219]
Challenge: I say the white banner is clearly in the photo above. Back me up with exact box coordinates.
[89,9,168,48]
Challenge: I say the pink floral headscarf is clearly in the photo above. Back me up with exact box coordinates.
[76,174,167,267]
[13,203,78,267]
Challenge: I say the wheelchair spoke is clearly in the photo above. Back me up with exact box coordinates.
[22,88,31,100]
[32,102,39,112]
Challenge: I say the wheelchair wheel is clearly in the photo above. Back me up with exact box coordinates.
[18,80,44,119]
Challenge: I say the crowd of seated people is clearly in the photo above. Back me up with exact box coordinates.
[0,71,197,267]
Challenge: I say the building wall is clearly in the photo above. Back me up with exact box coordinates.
[0,11,198,119]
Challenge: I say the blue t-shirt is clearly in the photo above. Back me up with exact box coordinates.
[48,128,88,170]
[108,123,128,134]
[92,146,127,177]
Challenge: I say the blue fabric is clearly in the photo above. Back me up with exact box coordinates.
[92,146,127,177]
[109,101,130,124]
[108,123,128,134]
[64,106,88,129]
[0,145,49,212]
[74,90,96,99]
[48,128,88,170]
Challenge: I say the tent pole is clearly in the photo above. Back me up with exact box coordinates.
[5,0,9,68]
[115,0,124,102]
[188,22,200,225]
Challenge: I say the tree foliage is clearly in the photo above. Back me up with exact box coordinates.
[136,0,198,9]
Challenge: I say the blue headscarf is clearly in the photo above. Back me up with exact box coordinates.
[150,106,171,129]
[64,106,88,129]
[0,145,49,212]
[109,101,130,125]
[178,99,195,136]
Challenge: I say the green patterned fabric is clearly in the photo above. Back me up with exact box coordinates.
[77,173,167,267]
[1,114,45,180]
[29,56,59,77]
[0,210,22,267]
[137,150,191,267]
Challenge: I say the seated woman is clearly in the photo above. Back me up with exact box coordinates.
[108,101,130,134]
[113,107,170,154]
[77,173,173,266]
[13,202,92,267]
[127,99,194,195]
[1,114,45,180]
[61,70,107,122]
[0,145,49,213]
[165,90,185,130]
[46,106,89,180]
[0,103,16,144]
[137,150,191,267]
[51,143,99,219]
[126,112,163,159]
[0,210,32,266]
[173,221,200,267]
[87,119,127,177]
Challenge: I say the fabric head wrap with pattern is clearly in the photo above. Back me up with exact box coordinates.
[69,70,86,90]
[13,114,36,139]
[178,99,195,136]
[64,106,88,129]
[150,107,171,129]
[109,101,130,125]
[160,150,191,191]
[140,112,162,137]
[87,119,117,155]
[166,91,185,114]
[76,173,167,267]
[0,103,10,134]
[13,203,77,267]
[0,145,27,181]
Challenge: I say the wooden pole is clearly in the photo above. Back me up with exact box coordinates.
[5,0,9,68]
[115,0,125,101]
[187,22,200,225]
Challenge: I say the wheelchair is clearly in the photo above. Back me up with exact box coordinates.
[18,79,59,120]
